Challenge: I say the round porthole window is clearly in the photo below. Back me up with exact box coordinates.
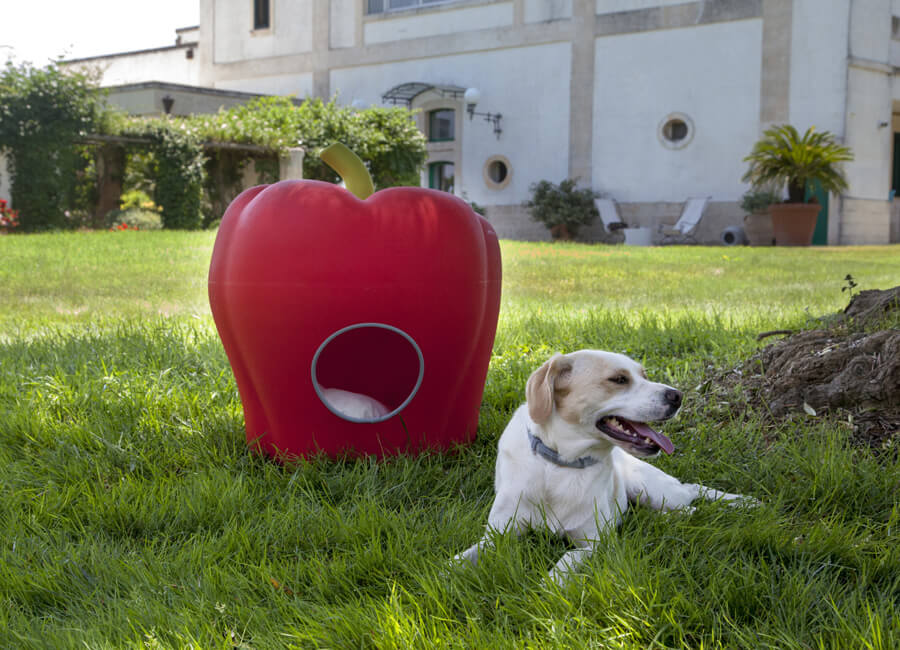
[658,113,694,150]
[483,155,512,190]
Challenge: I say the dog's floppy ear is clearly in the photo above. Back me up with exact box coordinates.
[526,353,573,425]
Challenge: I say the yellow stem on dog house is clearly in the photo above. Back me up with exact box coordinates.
[319,143,375,200]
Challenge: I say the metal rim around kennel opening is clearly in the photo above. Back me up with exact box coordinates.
[310,322,425,424]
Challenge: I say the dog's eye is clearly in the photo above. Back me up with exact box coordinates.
[609,375,629,385]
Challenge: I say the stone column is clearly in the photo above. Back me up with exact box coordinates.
[0,153,11,205]
[568,0,595,185]
[312,0,331,98]
[759,0,792,130]
[95,144,126,227]
[279,148,306,180]
[840,0,893,244]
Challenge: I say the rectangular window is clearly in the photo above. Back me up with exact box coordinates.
[368,0,461,14]
[428,162,454,193]
[428,109,455,142]
[254,0,270,30]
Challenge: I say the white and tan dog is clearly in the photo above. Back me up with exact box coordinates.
[455,350,756,584]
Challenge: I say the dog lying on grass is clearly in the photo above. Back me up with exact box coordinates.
[455,350,758,584]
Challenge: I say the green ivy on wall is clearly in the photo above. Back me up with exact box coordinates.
[121,120,206,230]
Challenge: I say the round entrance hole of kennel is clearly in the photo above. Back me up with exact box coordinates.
[311,322,425,423]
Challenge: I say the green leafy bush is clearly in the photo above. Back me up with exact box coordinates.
[740,189,782,214]
[178,96,427,189]
[117,97,427,226]
[115,119,205,229]
[0,61,104,230]
[104,207,163,230]
[290,97,427,188]
[119,189,159,212]
[1,64,426,230]
[525,179,598,239]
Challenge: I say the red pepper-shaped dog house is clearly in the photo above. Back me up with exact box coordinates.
[208,144,502,459]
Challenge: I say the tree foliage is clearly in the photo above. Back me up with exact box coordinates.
[0,62,428,230]
[295,98,427,188]
[0,61,104,230]
[525,179,599,239]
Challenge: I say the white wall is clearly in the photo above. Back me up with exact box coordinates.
[364,2,514,44]
[592,19,763,202]
[845,67,892,200]
[215,73,314,97]
[524,0,572,23]
[214,0,313,63]
[789,0,850,135]
[850,0,891,62]
[844,0,893,202]
[330,0,356,49]
[891,38,900,68]
[596,0,688,14]
[892,74,900,103]
[67,47,200,87]
[330,42,571,204]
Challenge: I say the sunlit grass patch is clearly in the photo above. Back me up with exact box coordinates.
[0,232,897,647]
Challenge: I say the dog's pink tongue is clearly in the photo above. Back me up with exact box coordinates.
[629,420,675,455]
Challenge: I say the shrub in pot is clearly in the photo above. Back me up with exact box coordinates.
[525,179,598,241]
[742,125,853,246]
[739,189,780,246]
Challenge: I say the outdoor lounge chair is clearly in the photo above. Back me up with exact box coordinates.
[658,196,710,244]
[594,198,627,234]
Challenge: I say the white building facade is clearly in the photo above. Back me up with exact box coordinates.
[43,1,900,243]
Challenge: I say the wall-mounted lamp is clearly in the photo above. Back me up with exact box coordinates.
[464,87,502,139]
[162,95,175,115]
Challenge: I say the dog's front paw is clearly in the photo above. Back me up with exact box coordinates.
[440,551,477,582]
[543,568,569,589]
[452,544,482,567]
[724,493,762,508]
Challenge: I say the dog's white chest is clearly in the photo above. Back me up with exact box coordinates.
[498,451,628,537]
[538,462,627,534]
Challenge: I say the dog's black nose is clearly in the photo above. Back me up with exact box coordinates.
[665,389,683,407]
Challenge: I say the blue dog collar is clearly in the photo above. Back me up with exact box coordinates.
[527,428,599,469]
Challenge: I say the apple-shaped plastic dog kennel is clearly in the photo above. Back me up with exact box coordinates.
[208,144,502,459]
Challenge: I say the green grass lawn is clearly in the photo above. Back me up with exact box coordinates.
[1,231,898,648]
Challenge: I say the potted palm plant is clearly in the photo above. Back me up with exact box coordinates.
[742,125,853,246]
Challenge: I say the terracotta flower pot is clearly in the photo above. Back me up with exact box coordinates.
[550,223,573,240]
[769,202,821,246]
[743,210,775,246]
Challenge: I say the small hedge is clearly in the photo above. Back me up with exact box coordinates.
[525,179,599,240]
